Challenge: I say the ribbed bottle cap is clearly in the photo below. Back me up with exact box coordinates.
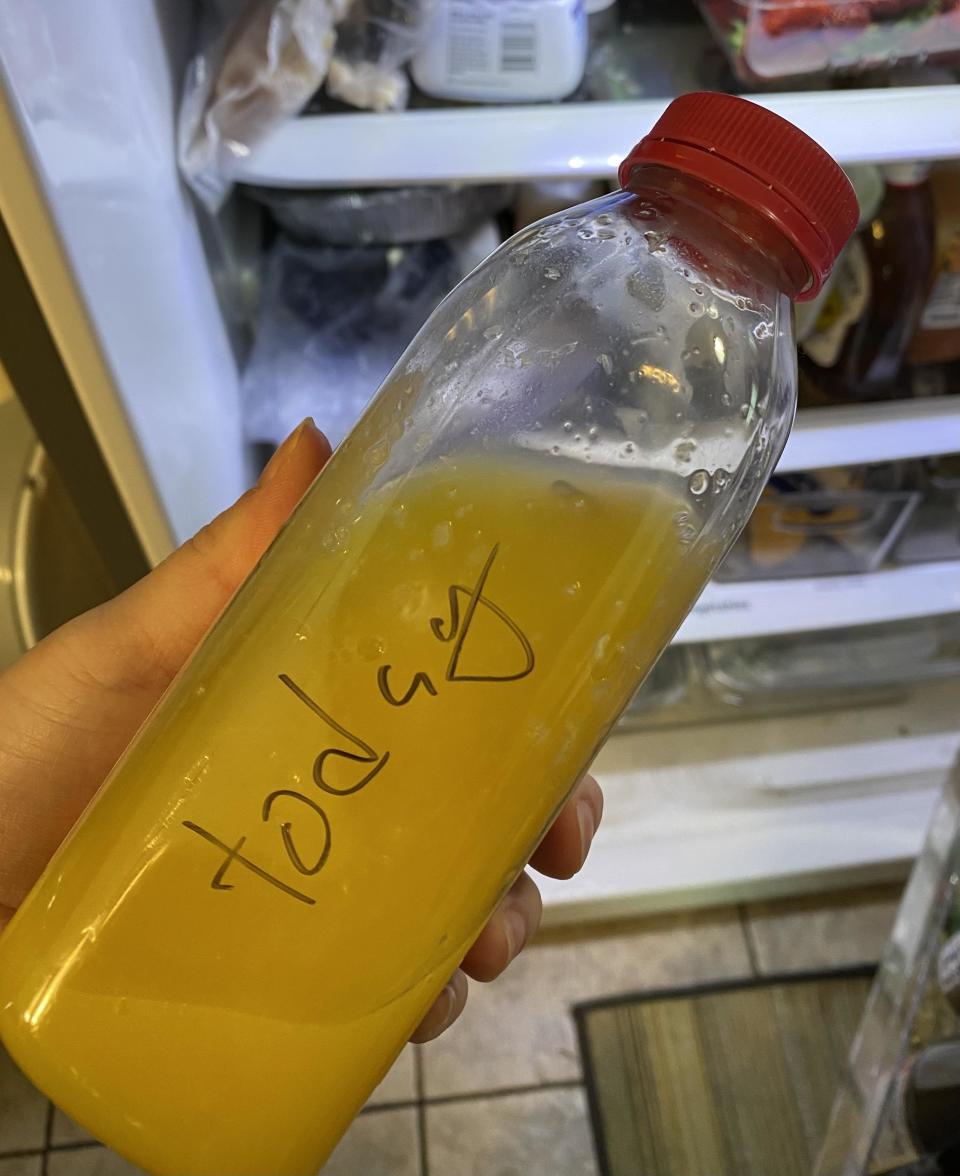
[619,92,859,300]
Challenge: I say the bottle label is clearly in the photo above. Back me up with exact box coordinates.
[803,237,871,368]
[919,233,960,331]
[446,4,539,79]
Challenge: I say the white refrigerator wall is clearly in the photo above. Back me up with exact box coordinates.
[0,0,248,556]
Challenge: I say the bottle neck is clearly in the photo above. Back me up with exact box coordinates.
[624,164,813,302]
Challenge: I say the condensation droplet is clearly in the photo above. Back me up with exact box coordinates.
[598,353,613,375]
[713,469,730,494]
[622,441,636,455]
[588,425,599,440]
[597,228,616,240]
[577,228,594,241]
[550,444,561,455]
[544,267,561,281]
[565,581,582,597]
[596,212,613,225]
[689,301,703,316]
[688,469,710,495]
[720,391,732,406]
[740,403,751,418]
[562,420,574,432]
[483,325,503,341]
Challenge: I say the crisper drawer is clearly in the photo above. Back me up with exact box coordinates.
[893,454,960,566]
[616,613,960,730]
[699,613,960,709]
[715,464,920,582]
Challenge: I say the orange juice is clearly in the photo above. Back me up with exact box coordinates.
[0,450,712,1175]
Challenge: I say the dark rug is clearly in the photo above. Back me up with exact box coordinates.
[576,968,873,1176]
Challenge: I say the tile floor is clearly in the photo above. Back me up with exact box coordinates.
[0,884,902,1175]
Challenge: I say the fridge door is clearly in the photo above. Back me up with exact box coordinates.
[0,0,249,562]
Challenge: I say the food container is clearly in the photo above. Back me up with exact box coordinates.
[701,613,960,707]
[715,465,920,581]
[243,183,515,246]
[893,453,960,565]
[695,0,960,87]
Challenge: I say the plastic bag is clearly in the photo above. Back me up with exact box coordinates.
[179,0,351,211]
[326,0,423,111]
[241,222,499,448]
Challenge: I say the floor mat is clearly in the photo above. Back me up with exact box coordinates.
[576,968,873,1176]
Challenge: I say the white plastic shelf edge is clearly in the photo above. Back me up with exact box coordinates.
[232,86,960,188]
[675,560,960,644]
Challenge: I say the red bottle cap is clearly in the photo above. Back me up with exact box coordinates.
[618,92,859,301]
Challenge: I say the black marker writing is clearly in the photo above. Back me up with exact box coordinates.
[182,821,316,905]
[280,673,391,795]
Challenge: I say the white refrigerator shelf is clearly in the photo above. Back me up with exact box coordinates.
[676,559,960,644]
[540,676,960,923]
[232,85,960,189]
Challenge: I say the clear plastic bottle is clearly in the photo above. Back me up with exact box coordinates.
[0,94,856,1176]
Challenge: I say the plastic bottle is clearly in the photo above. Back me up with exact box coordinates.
[411,0,588,103]
[0,93,856,1176]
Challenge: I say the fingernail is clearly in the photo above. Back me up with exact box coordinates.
[503,908,528,961]
[259,417,316,486]
[577,798,596,862]
[434,982,458,1033]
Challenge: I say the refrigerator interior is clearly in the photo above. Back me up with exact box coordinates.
[1,0,959,924]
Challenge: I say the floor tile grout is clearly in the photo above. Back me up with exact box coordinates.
[421,1078,586,1108]
[39,1099,54,1176]
[414,1045,428,1176]
[738,903,762,978]
[0,1150,44,1161]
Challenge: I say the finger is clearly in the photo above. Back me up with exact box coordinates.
[528,775,603,881]
[461,871,542,983]
[83,417,332,694]
[409,969,469,1044]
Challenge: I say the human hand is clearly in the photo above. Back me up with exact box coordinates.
[0,419,603,1043]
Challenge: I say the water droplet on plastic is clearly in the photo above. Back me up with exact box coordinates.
[565,581,582,597]
[693,284,705,297]
[739,403,751,418]
[634,204,656,220]
[637,409,648,424]
[713,469,730,494]
[573,433,582,443]
[622,441,636,455]
[689,301,703,316]
[544,267,561,281]
[483,325,503,341]
[597,228,616,240]
[562,420,574,432]
[596,213,613,225]
[577,228,594,241]
[588,425,599,440]
[687,465,710,493]
[550,444,561,455]
[720,391,732,406]
[598,354,613,375]
[674,439,697,463]
[655,324,667,338]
